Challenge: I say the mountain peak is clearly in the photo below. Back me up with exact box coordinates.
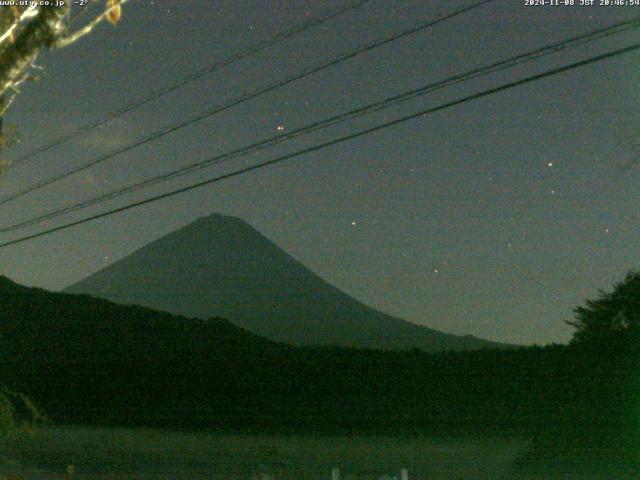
[65,215,510,351]
[194,213,243,224]
[178,213,262,240]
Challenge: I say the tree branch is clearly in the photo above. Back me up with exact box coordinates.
[54,0,128,49]
[0,5,38,46]
[0,6,70,98]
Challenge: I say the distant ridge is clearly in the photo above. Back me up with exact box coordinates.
[65,213,510,351]
[0,275,599,438]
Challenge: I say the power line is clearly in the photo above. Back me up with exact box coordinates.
[1,16,638,233]
[0,41,637,249]
[8,0,374,166]
[0,0,495,207]
[9,0,491,168]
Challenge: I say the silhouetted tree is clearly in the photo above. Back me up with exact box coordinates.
[0,1,124,101]
[0,1,125,172]
[568,270,640,349]
[0,0,126,433]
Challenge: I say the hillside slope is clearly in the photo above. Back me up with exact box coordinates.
[65,214,508,351]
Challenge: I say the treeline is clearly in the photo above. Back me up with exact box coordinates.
[0,275,637,459]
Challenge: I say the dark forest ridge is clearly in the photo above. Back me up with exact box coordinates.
[65,213,510,351]
[0,265,635,474]
[0,275,590,433]
[0,275,518,430]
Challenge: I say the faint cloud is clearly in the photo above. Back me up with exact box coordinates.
[617,155,640,176]
[72,127,138,152]
[77,171,112,192]
[616,134,640,176]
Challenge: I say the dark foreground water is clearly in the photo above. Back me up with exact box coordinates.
[0,425,612,479]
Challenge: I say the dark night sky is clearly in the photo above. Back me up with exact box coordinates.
[0,0,638,345]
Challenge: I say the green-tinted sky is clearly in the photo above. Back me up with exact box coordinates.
[0,0,638,345]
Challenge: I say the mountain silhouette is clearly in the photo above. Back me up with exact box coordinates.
[65,213,508,351]
[0,274,288,427]
[0,275,574,435]
[1,274,631,468]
